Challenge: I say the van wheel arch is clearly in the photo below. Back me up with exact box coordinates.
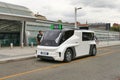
[64,47,75,62]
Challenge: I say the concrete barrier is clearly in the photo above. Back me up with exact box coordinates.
[21,43,24,48]
[10,43,13,49]
[31,42,33,48]
[97,41,120,48]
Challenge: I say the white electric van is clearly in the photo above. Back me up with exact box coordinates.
[36,29,97,62]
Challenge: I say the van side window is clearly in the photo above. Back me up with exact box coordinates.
[64,30,74,40]
[60,30,74,44]
[82,32,94,41]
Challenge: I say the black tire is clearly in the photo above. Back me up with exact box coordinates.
[90,45,97,56]
[64,48,73,62]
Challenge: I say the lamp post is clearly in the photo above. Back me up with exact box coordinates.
[75,7,82,28]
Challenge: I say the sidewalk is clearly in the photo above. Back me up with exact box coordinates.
[0,41,120,63]
[0,47,36,63]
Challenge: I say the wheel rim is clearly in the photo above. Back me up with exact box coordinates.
[66,49,72,61]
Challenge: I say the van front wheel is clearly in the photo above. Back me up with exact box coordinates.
[64,49,73,62]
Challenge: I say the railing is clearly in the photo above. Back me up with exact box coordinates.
[94,30,120,41]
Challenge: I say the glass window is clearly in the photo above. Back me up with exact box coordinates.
[40,30,74,46]
[59,30,74,44]
[82,32,94,41]
[40,30,62,46]
[0,34,4,39]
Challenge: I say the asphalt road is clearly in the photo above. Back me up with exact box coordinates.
[0,45,120,80]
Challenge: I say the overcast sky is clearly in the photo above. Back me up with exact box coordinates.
[0,0,120,24]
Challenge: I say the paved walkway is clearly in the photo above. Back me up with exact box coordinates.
[0,41,120,63]
[0,47,36,62]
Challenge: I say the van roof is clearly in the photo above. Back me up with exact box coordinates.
[48,28,94,33]
[62,28,94,33]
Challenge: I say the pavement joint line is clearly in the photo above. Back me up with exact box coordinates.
[0,50,118,80]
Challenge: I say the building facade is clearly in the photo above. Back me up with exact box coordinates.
[0,1,119,47]
[0,1,35,46]
[0,1,74,46]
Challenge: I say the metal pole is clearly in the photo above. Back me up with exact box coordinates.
[10,43,13,49]
[21,42,24,48]
[119,26,120,40]
[75,8,77,28]
[108,30,109,46]
[74,7,82,28]
[31,42,33,48]
[107,24,110,46]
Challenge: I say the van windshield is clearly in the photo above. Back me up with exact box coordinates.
[40,30,62,46]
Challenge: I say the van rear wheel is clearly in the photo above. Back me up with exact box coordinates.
[64,49,73,62]
[90,46,97,56]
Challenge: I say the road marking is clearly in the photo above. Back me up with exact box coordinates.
[0,63,66,80]
[0,50,119,80]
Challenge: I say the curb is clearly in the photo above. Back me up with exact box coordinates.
[0,45,120,64]
[0,55,36,64]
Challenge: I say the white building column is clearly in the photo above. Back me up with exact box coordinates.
[20,21,25,46]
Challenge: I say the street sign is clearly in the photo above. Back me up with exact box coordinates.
[50,24,62,30]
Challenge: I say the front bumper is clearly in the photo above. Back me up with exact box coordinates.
[37,55,54,60]
[36,51,64,61]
